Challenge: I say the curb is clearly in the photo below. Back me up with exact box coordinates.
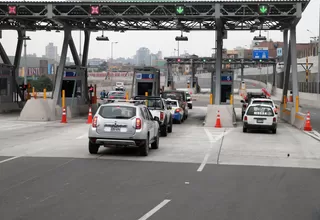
[303,130,320,142]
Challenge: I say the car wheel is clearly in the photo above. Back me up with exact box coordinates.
[168,118,173,133]
[139,136,149,156]
[160,122,168,137]
[272,128,277,134]
[243,127,247,133]
[151,132,159,149]
[88,141,99,154]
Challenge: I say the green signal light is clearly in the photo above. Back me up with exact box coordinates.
[203,59,206,62]
[176,6,185,15]
[259,5,268,15]
[259,59,262,62]
[228,59,231,62]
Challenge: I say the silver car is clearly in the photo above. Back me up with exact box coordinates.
[88,102,160,156]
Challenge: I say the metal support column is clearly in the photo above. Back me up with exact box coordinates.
[82,30,90,103]
[14,30,24,101]
[282,30,290,103]
[0,42,11,65]
[272,63,276,87]
[215,30,223,104]
[68,37,81,66]
[165,63,169,87]
[52,28,71,105]
[191,59,195,90]
[290,26,299,109]
[240,59,244,82]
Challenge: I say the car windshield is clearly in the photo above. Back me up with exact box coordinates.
[247,106,274,116]
[165,100,178,107]
[99,106,136,119]
[252,100,273,106]
[145,98,163,110]
[108,91,125,97]
[162,92,183,101]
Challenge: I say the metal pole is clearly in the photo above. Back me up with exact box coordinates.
[79,30,82,62]
[177,41,180,56]
[111,42,113,63]
[318,5,320,95]
[23,38,27,84]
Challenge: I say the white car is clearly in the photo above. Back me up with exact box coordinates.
[165,99,184,124]
[186,92,192,109]
[249,98,278,114]
[243,103,278,134]
[114,82,125,91]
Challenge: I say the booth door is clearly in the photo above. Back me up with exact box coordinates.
[221,85,232,103]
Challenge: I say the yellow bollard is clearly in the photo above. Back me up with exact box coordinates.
[230,94,233,105]
[125,91,129,100]
[283,95,287,109]
[145,92,148,106]
[32,87,35,98]
[210,93,213,105]
[43,88,47,100]
[62,90,66,108]
[295,96,299,113]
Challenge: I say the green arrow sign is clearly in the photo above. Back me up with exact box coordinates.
[259,5,268,14]
[176,6,184,14]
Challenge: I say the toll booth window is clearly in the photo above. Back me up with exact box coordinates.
[137,82,153,96]
[0,78,8,96]
[61,80,77,97]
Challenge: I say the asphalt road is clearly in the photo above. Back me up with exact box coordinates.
[2,157,320,220]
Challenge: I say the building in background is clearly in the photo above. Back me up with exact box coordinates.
[136,47,151,66]
[45,43,58,62]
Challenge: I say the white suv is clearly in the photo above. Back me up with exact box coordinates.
[249,98,278,114]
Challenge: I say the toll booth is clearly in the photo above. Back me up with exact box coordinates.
[220,70,234,104]
[56,66,87,107]
[0,64,14,103]
[132,67,161,97]
[188,76,198,88]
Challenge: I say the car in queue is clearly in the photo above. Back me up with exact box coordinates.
[249,98,278,114]
[240,92,267,119]
[105,91,126,103]
[134,96,173,137]
[114,82,125,91]
[165,99,184,124]
[88,102,160,156]
[186,92,193,109]
[243,104,277,134]
[161,90,188,120]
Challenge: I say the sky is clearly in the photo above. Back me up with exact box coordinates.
[0,0,319,60]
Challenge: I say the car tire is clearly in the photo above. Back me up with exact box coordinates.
[139,137,149,156]
[151,132,159,149]
[243,127,247,133]
[160,122,168,137]
[272,128,277,134]
[88,141,99,154]
[168,118,173,133]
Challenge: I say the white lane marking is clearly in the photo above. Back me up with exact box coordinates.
[204,128,215,143]
[197,153,210,172]
[138,199,171,220]
[0,156,20,164]
[76,133,87,139]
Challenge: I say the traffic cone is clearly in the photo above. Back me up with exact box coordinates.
[304,111,312,131]
[61,107,67,123]
[87,106,93,124]
[215,110,222,128]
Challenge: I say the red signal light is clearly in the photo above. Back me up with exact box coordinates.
[177,58,181,62]
[8,5,17,15]
[90,5,100,15]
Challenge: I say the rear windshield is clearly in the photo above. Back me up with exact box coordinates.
[108,91,125,97]
[116,82,123,86]
[99,106,136,119]
[145,98,163,110]
[252,100,273,106]
[162,92,184,101]
[165,100,178,107]
[247,106,274,116]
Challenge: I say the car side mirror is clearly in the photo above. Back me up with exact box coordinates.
[240,100,245,103]
[154,116,160,122]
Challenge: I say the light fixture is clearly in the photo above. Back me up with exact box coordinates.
[96,35,109,41]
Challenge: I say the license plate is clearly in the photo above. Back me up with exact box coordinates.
[257,119,263,123]
[111,127,121,132]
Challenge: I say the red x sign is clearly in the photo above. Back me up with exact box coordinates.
[90,6,100,15]
[8,6,17,15]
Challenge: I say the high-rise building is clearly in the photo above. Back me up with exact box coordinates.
[45,43,58,61]
[136,47,150,66]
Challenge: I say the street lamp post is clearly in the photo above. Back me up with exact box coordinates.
[111,42,118,64]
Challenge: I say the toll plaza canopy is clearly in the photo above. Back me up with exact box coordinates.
[0,0,310,31]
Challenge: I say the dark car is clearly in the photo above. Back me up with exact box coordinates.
[105,91,126,103]
[161,90,188,120]
[240,92,267,119]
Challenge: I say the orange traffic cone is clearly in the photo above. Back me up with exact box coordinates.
[87,106,93,124]
[215,110,222,128]
[61,107,67,123]
[304,111,312,131]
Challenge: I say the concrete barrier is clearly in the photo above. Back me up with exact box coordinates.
[281,108,291,123]
[293,112,306,130]
[19,99,54,121]
[204,105,235,127]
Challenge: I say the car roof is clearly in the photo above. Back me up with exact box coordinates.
[248,103,273,108]
[251,98,273,102]
[100,102,139,107]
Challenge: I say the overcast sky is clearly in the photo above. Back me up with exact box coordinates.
[0,0,319,60]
